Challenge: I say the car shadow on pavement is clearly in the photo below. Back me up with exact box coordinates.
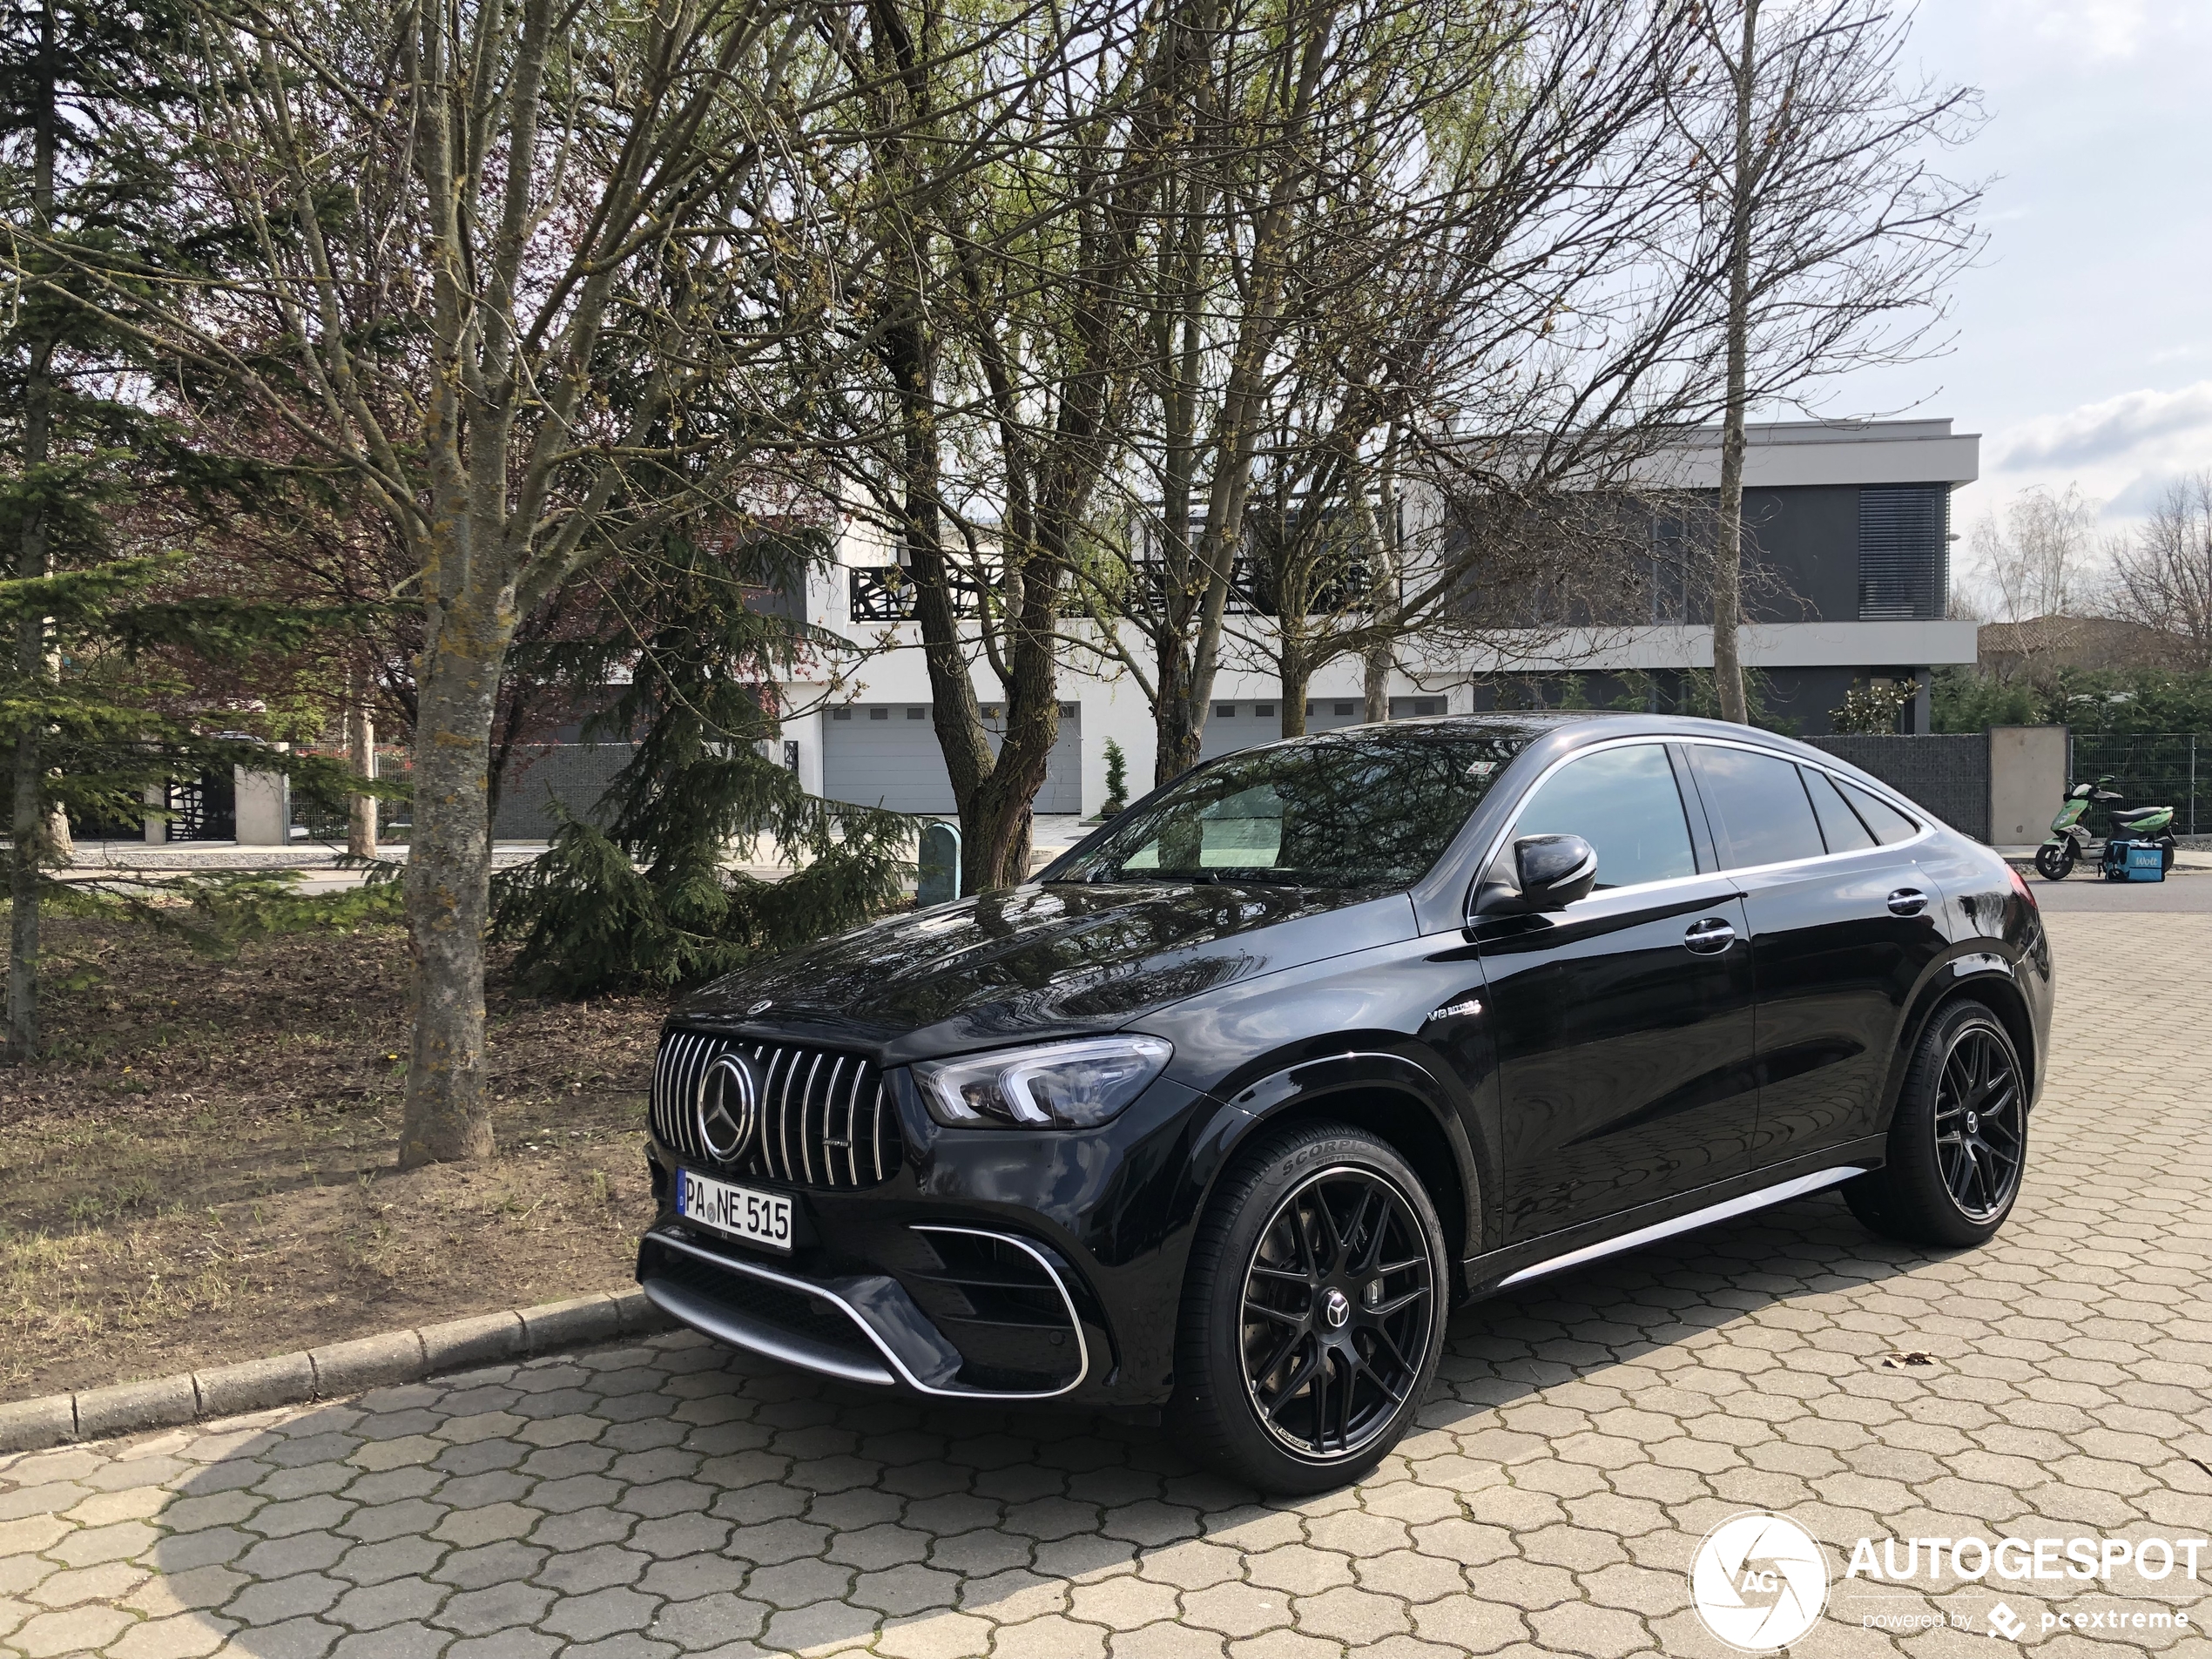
[96,1185,1967,1658]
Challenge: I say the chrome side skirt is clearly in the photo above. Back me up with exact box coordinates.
[1494,1165,1870,1290]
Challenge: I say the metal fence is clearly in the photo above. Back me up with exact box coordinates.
[1802,733,1990,842]
[490,742,638,840]
[2070,733,2204,835]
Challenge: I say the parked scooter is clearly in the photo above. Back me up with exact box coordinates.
[2035,775,2177,880]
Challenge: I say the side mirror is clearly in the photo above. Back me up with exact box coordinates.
[1474,833,1598,916]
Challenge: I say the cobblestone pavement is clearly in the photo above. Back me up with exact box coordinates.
[5,912,2210,1659]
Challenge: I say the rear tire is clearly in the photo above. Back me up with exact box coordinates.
[1846,1001,2027,1248]
[2033,843,2073,880]
[1171,1121,1448,1494]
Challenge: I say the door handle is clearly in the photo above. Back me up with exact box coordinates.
[1886,887,1929,917]
[1683,916,1736,954]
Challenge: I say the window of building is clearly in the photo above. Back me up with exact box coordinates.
[1215,704,1237,718]
[1858,486,1950,620]
[907,707,927,719]
[870,706,890,720]
[1255,703,1276,718]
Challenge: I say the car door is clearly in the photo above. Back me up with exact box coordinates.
[1683,743,1947,1170]
[1474,741,1760,1244]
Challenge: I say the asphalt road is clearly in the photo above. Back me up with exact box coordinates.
[2025,873,2212,912]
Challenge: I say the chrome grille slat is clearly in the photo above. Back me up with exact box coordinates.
[680,1034,709,1162]
[842,1064,862,1186]
[797,1054,823,1184]
[760,1049,791,1181]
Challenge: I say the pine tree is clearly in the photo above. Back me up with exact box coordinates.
[491,528,913,998]
[0,0,349,1055]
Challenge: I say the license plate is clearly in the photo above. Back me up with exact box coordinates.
[675,1168,792,1252]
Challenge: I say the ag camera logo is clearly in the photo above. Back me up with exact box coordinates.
[1691,1512,1831,1651]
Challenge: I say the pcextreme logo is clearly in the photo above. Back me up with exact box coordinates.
[1690,1513,1831,1652]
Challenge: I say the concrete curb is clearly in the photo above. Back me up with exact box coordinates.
[0,1287,671,1454]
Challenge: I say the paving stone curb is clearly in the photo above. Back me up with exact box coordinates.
[0,1286,669,1453]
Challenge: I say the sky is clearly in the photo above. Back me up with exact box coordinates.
[1809,0,2212,544]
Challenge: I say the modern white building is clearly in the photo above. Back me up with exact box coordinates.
[771,418,1980,819]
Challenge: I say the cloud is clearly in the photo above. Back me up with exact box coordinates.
[1990,0,2205,62]
[1994,381,2212,471]
[2101,469,2200,519]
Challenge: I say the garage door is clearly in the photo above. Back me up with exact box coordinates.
[824,703,1083,814]
[1197,697,1370,762]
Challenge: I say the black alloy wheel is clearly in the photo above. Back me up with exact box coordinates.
[1846,1001,2028,1248]
[1932,1026,2024,1222]
[1174,1121,1448,1493]
[1238,1167,1437,1460]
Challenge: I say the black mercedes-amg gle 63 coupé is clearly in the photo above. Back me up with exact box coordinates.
[635,712,2052,1492]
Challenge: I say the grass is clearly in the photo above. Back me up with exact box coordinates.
[0,913,667,1401]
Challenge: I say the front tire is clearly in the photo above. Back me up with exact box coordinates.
[2033,842,2074,880]
[1172,1121,1448,1494]
[1846,1001,2027,1248]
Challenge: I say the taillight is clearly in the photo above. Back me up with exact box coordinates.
[2006,862,2038,912]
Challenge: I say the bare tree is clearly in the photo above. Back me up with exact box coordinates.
[1968,483,2100,626]
[2108,473,2212,670]
[804,0,1204,887]
[1082,0,1730,781]
[1682,0,1984,725]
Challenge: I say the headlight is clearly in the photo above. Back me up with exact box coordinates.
[914,1035,1174,1130]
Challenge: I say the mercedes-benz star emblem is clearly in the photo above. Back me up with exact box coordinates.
[745,998,772,1017]
[1321,1288,1352,1329]
[695,1052,759,1163]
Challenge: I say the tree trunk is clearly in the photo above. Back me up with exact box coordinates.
[347,664,378,859]
[1362,646,1392,725]
[1711,0,1759,727]
[1278,650,1310,738]
[1153,637,1204,786]
[397,621,505,1168]
[8,0,57,1062]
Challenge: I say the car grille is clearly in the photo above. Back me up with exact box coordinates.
[651,1030,901,1190]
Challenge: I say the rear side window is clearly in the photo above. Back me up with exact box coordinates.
[1802,767,1877,853]
[1504,743,1696,890]
[1691,745,1826,868]
[1838,778,1920,845]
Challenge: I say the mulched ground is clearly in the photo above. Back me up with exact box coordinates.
[0,914,668,1402]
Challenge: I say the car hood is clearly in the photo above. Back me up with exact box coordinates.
[669,880,1418,1062]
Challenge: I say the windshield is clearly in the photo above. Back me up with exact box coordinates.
[1048,729,1527,889]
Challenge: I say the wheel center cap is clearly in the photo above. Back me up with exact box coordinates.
[1321,1288,1352,1329]
[1966,1111,1979,1135]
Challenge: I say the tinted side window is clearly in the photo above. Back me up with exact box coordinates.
[1692,745,1826,868]
[1803,767,1877,853]
[1838,779,1920,845]
[1505,744,1696,890]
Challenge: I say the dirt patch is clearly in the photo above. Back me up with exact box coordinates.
[0,914,667,1402]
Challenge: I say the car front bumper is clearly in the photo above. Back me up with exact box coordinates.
[635,1073,1233,1408]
